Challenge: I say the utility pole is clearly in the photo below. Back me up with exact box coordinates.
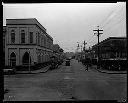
[77,42,80,52]
[80,45,82,60]
[93,26,103,69]
[83,40,87,52]
[76,42,79,60]
[83,40,87,59]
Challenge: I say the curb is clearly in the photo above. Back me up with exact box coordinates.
[96,69,127,74]
[91,66,127,74]
[16,66,50,74]
[81,64,127,74]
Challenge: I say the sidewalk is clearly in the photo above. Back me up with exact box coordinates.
[16,65,51,74]
[90,65,127,74]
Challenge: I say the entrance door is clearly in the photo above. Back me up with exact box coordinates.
[10,52,16,67]
[22,52,31,65]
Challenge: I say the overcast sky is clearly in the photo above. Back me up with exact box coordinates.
[3,2,126,52]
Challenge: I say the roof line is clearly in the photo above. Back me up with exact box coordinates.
[92,36,126,47]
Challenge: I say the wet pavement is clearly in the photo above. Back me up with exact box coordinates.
[4,59,127,101]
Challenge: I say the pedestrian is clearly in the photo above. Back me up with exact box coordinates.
[86,64,88,71]
[85,58,90,71]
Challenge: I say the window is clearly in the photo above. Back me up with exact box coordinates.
[30,32,33,43]
[10,52,16,66]
[21,30,25,43]
[41,36,43,46]
[38,33,40,45]
[44,38,46,47]
[11,30,15,43]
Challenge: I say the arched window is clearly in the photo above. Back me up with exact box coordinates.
[11,30,15,43]
[22,52,31,65]
[10,52,16,66]
[21,30,25,43]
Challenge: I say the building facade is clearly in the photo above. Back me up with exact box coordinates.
[92,37,127,59]
[5,18,53,67]
[3,26,6,65]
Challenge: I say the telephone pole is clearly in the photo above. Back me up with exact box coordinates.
[83,40,87,52]
[77,42,79,52]
[76,42,80,60]
[93,26,103,69]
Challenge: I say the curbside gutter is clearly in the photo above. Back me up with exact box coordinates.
[16,65,51,74]
[81,63,127,74]
[91,66,127,74]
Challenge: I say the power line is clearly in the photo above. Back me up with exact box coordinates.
[86,34,95,43]
[104,11,125,31]
[100,5,125,29]
[103,17,125,35]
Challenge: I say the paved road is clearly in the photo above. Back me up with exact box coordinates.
[4,59,127,101]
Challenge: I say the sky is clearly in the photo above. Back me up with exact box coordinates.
[3,2,126,52]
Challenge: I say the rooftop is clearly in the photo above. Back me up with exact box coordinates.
[6,18,53,40]
[92,36,126,48]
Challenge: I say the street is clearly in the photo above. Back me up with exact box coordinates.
[4,59,127,101]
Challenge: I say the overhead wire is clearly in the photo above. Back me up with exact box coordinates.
[94,4,126,43]
[82,3,125,50]
[103,13,125,36]
[100,4,125,30]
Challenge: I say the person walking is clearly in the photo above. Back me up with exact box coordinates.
[86,63,88,71]
[85,58,90,71]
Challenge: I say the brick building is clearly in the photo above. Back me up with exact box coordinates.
[5,18,53,67]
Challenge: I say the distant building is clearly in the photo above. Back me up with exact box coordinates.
[5,18,53,67]
[52,44,64,59]
[53,44,60,53]
[64,52,75,59]
[53,44,61,59]
[92,37,127,59]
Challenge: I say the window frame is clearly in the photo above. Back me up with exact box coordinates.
[11,30,15,43]
[21,30,25,44]
[29,32,33,44]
